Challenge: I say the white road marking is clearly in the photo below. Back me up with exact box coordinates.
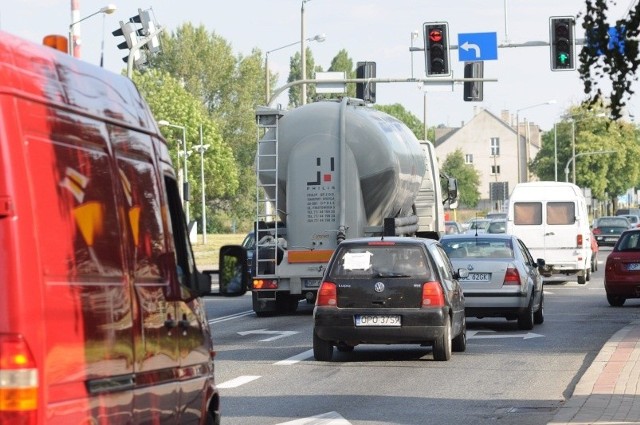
[467,330,544,340]
[238,329,299,341]
[217,375,261,389]
[274,349,314,365]
[208,310,254,324]
[276,411,351,424]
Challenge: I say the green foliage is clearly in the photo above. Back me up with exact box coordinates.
[579,1,640,119]
[440,149,481,208]
[287,49,321,107]
[374,104,425,140]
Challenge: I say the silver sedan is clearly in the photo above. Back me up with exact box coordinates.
[440,234,545,330]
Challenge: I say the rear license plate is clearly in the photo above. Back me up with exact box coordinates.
[303,278,321,288]
[462,273,491,282]
[606,237,618,242]
[355,315,401,327]
[626,263,640,271]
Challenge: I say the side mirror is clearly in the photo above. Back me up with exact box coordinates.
[536,258,546,268]
[219,245,248,296]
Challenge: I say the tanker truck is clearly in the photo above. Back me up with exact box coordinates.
[250,97,456,316]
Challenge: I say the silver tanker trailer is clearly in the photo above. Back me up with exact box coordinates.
[250,98,456,316]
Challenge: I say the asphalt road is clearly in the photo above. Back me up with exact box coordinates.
[202,246,640,425]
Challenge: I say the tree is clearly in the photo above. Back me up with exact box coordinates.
[580,1,640,120]
[133,69,239,231]
[147,23,264,231]
[440,149,481,208]
[287,48,321,107]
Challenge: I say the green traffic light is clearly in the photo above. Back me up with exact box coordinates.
[557,52,569,64]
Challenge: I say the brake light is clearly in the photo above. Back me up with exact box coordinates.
[252,278,278,289]
[421,281,445,307]
[577,234,583,248]
[0,334,38,424]
[504,267,521,285]
[316,281,337,306]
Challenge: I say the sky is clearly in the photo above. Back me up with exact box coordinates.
[2,0,638,132]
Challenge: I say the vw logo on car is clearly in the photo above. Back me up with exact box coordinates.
[374,282,385,292]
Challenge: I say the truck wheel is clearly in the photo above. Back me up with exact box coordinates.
[452,316,466,352]
[518,297,534,330]
[313,330,333,361]
[432,316,452,361]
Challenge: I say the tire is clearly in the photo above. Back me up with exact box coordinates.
[518,296,534,330]
[607,294,626,307]
[534,292,544,325]
[433,316,452,361]
[577,272,587,285]
[586,267,591,282]
[313,330,333,361]
[591,254,598,272]
[452,316,466,352]
[336,342,355,352]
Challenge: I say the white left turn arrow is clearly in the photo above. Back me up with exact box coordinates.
[276,411,351,425]
[467,330,544,340]
[238,328,299,341]
[461,41,481,58]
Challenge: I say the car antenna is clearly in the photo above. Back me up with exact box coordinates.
[474,212,479,237]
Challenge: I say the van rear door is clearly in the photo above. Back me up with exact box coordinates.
[511,201,546,259]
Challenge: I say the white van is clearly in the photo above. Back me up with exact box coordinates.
[506,182,592,284]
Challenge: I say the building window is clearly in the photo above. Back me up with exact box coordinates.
[491,165,501,175]
[490,137,500,156]
[465,154,473,164]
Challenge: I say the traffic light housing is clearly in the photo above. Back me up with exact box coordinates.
[112,20,146,66]
[356,61,376,103]
[463,61,483,101]
[424,22,451,77]
[550,16,576,71]
[130,9,161,54]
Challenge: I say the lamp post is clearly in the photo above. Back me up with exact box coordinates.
[564,150,616,183]
[158,120,189,222]
[567,112,607,184]
[265,34,325,104]
[192,125,210,244]
[69,3,117,57]
[515,100,556,183]
[301,0,313,105]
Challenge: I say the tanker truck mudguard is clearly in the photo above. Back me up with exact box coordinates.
[249,98,456,316]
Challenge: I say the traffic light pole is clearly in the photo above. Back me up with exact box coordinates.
[125,26,165,79]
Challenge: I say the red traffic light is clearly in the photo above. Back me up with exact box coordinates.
[429,30,443,43]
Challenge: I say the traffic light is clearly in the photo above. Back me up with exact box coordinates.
[424,22,451,77]
[463,61,483,102]
[356,61,376,103]
[112,20,147,66]
[130,9,161,54]
[550,16,576,71]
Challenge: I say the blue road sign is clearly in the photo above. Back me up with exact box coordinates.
[458,32,498,61]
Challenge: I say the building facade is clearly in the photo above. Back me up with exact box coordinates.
[434,108,543,212]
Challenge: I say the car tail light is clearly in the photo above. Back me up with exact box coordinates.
[504,267,521,285]
[316,281,337,306]
[252,278,278,289]
[592,228,602,235]
[421,281,445,307]
[0,334,38,425]
[577,234,583,248]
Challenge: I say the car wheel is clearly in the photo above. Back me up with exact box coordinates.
[577,272,587,285]
[336,342,355,352]
[452,316,466,352]
[518,296,534,330]
[607,294,626,307]
[433,315,452,361]
[313,330,333,361]
[534,292,544,325]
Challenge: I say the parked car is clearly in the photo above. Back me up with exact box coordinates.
[445,220,464,234]
[464,218,492,234]
[441,234,545,330]
[604,229,640,306]
[486,212,507,220]
[593,216,632,247]
[486,219,507,234]
[621,214,640,228]
[313,237,467,361]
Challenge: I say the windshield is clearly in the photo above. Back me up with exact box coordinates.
[442,238,514,259]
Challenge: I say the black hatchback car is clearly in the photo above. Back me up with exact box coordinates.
[313,237,467,361]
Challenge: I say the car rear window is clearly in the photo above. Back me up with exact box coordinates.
[615,232,640,251]
[514,202,542,225]
[442,238,514,259]
[597,218,629,227]
[329,245,432,278]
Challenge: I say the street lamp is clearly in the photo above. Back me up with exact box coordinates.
[192,125,210,244]
[158,120,189,222]
[69,4,117,57]
[515,100,556,183]
[564,150,616,183]
[265,33,325,104]
[301,0,314,105]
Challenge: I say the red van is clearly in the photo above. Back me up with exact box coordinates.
[0,31,246,424]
